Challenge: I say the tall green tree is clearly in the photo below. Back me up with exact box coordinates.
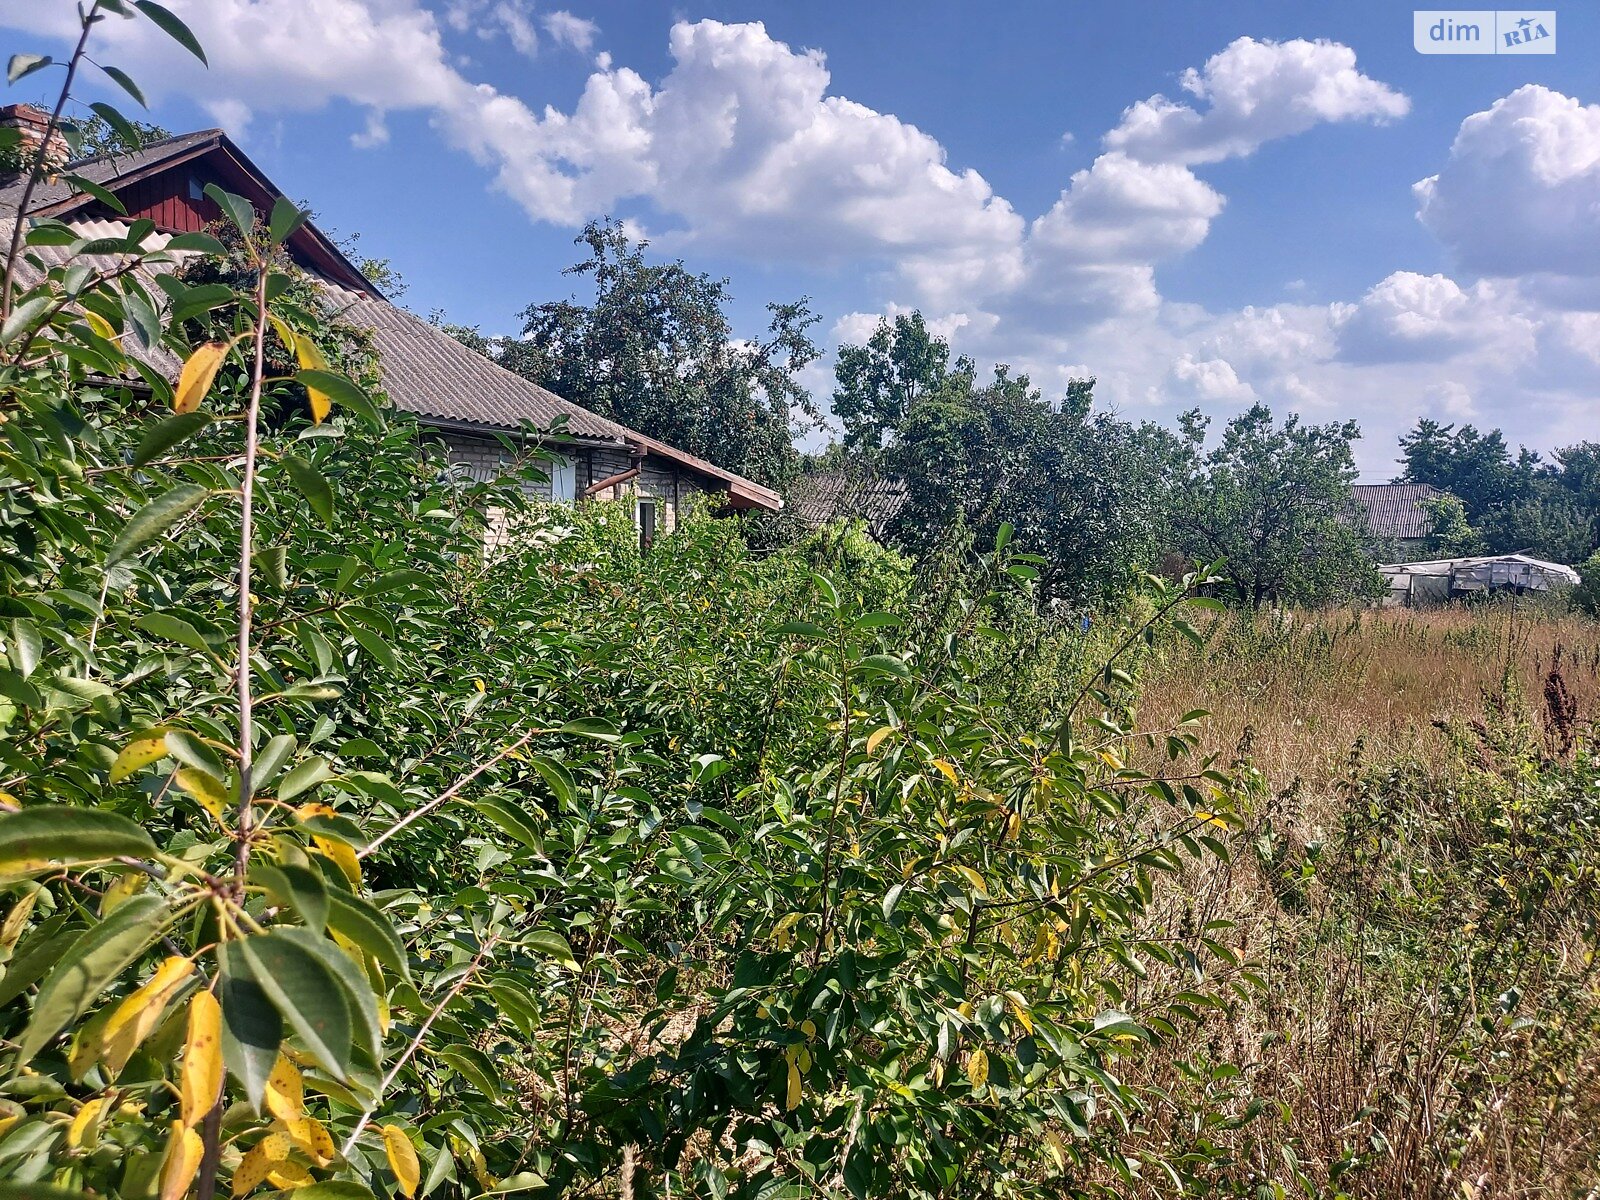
[452,219,820,488]
[831,311,970,452]
[1171,404,1381,608]
[1399,420,1599,562]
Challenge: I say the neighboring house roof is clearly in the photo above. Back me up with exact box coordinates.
[790,469,908,538]
[4,128,780,511]
[1351,482,1440,541]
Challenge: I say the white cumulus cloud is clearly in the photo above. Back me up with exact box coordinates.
[1105,36,1409,165]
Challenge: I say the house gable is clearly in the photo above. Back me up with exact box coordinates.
[2,124,780,514]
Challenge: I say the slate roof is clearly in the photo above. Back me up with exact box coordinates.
[0,128,223,213]
[1352,482,1440,541]
[790,469,908,538]
[3,130,782,509]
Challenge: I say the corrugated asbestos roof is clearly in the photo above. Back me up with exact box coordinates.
[3,213,781,509]
[789,470,908,537]
[0,129,223,213]
[1352,482,1439,540]
[319,284,633,443]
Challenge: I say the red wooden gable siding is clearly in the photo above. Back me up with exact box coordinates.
[66,142,374,294]
[100,167,218,233]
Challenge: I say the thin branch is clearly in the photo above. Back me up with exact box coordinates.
[339,931,502,1159]
[359,728,542,860]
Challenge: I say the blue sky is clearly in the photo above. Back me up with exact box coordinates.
[4,0,1598,475]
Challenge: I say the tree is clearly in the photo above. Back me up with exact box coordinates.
[832,311,970,452]
[454,219,820,488]
[1171,404,1381,608]
[1398,419,1529,523]
[1421,493,1485,557]
[1399,420,1600,562]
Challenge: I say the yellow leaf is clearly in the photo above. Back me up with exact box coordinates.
[267,314,298,357]
[312,836,361,887]
[951,865,988,896]
[1,890,36,950]
[264,1054,305,1123]
[180,989,223,1128]
[67,1096,106,1149]
[966,1048,989,1090]
[232,1134,290,1197]
[783,1045,802,1112]
[799,1019,816,1039]
[85,310,119,343]
[102,955,195,1074]
[267,1161,313,1188]
[100,870,147,917]
[293,331,333,424]
[1194,811,1229,829]
[111,732,171,784]
[1097,749,1125,771]
[382,1124,421,1199]
[159,1121,204,1200]
[1004,991,1034,1036]
[280,1115,336,1166]
[175,768,230,823]
[174,342,230,414]
[931,759,959,785]
[865,726,893,755]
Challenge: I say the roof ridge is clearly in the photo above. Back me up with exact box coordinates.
[62,127,222,173]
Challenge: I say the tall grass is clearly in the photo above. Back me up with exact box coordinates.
[1120,601,1600,1199]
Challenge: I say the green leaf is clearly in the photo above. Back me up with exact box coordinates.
[438,1044,500,1098]
[250,861,329,933]
[236,930,354,1079]
[0,914,73,1007]
[473,796,542,849]
[6,54,52,85]
[347,626,396,670]
[0,805,157,872]
[106,482,209,565]
[132,410,212,467]
[292,1185,378,1200]
[162,231,227,256]
[253,734,298,790]
[100,65,147,107]
[202,183,256,239]
[61,174,128,217]
[528,756,575,808]
[560,717,620,744]
[857,654,911,678]
[0,1184,97,1200]
[8,618,42,679]
[325,889,410,981]
[282,455,335,525]
[14,894,166,1065]
[134,612,214,654]
[0,295,51,346]
[268,196,311,245]
[526,928,578,970]
[88,101,144,152]
[774,620,827,639]
[272,927,382,1058]
[277,755,335,802]
[133,0,208,63]
[293,369,376,422]
[217,943,282,1110]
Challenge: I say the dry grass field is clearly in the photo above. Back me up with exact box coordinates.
[1141,602,1600,805]
[1114,602,1600,1198]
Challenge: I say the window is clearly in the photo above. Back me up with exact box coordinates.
[550,458,576,504]
[637,499,657,552]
